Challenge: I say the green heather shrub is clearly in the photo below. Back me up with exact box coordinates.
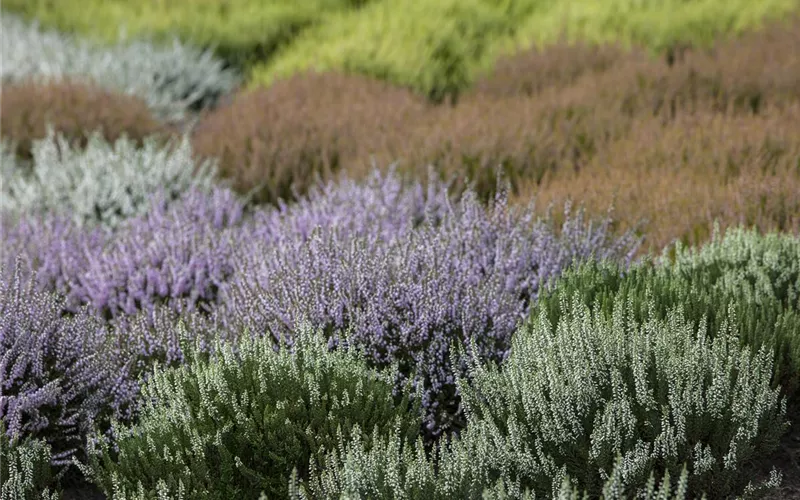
[249,0,518,102]
[291,424,696,499]
[660,224,800,311]
[0,126,224,231]
[493,0,798,57]
[80,323,422,500]
[297,294,787,498]
[0,422,60,500]
[534,244,800,398]
[1,78,174,163]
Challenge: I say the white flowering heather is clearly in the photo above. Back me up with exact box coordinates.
[0,126,224,232]
[0,425,59,500]
[0,14,241,122]
[658,223,800,311]
[0,258,140,473]
[296,294,786,499]
[216,175,642,442]
[80,323,422,500]
[290,423,697,500]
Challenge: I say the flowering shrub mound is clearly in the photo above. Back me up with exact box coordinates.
[0,259,139,479]
[81,324,422,500]
[298,294,787,499]
[1,127,223,232]
[214,171,642,442]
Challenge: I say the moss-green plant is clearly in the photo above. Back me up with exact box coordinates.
[79,322,422,500]
[0,421,60,500]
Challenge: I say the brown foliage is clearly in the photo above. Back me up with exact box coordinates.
[189,70,431,206]
[0,78,174,161]
[470,40,641,99]
[513,104,800,257]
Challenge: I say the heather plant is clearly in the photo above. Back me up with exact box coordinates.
[291,423,697,499]
[0,258,140,479]
[534,253,800,400]
[0,13,241,123]
[0,422,60,500]
[61,186,249,324]
[80,322,422,500]
[216,177,642,443]
[470,40,638,99]
[0,185,249,330]
[660,224,800,311]
[248,0,518,102]
[0,78,173,163]
[1,0,375,73]
[514,103,800,256]
[1,126,224,232]
[298,295,787,498]
[190,71,431,207]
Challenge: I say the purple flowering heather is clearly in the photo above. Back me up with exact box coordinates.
[1,186,248,326]
[0,258,139,472]
[214,173,642,441]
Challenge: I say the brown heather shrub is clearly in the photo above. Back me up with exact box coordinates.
[469,39,643,99]
[189,70,431,206]
[0,78,176,162]
[512,104,800,258]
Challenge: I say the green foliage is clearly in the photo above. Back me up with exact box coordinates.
[296,294,787,498]
[79,322,422,500]
[248,0,517,103]
[534,256,800,399]
[1,0,376,71]
[0,422,60,500]
[659,223,800,311]
[494,0,800,56]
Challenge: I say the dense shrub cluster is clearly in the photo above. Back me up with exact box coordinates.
[523,104,800,254]
[1,128,225,231]
[1,186,249,327]
[213,172,642,442]
[0,13,241,123]
[0,259,139,481]
[0,79,173,163]
[190,71,431,206]
[80,324,422,500]
[295,292,787,498]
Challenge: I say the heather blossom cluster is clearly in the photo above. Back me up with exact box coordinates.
[213,171,643,440]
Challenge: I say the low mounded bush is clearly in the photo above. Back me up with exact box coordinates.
[0,78,173,163]
[190,71,431,207]
[247,0,519,102]
[80,323,422,500]
[0,422,60,500]
[660,224,800,311]
[214,170,642,443]
[0,258,140,482]
[0,185,249,330]
[0,13,241,123]
[297,293,787,499]
[1,127,225,232]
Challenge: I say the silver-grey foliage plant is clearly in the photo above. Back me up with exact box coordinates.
[0,13,241,123]
[0,126,224,232]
